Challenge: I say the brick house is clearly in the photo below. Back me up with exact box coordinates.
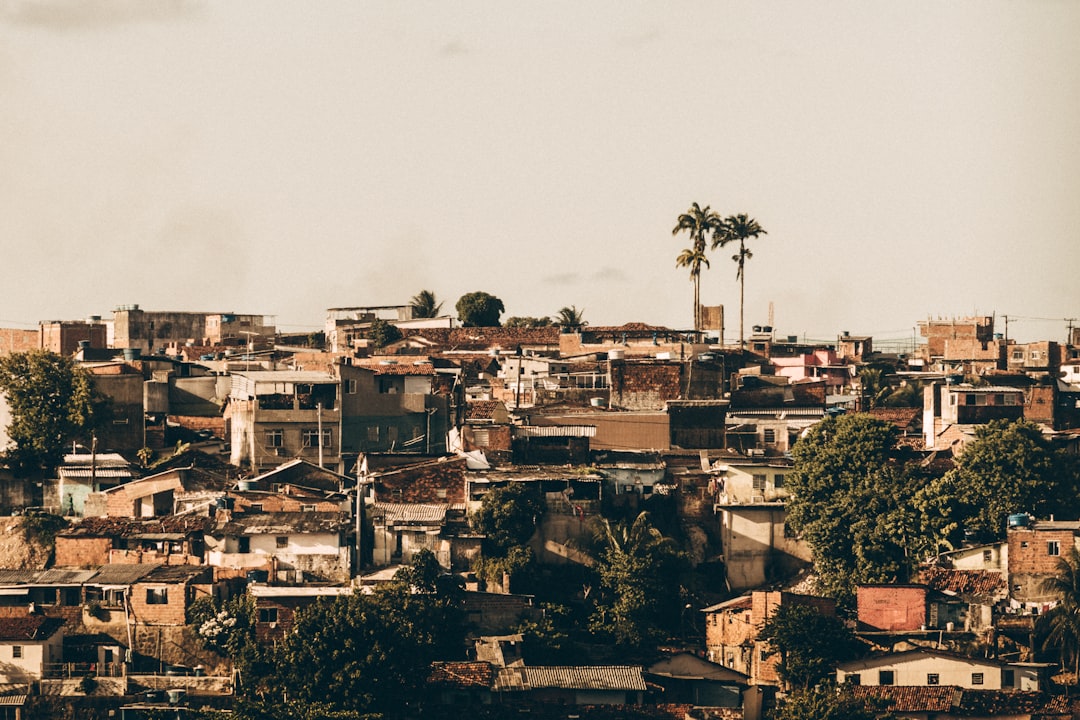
[703,591,836,686]
[129,565,216,627]
[54,516,210,568]
[204,511,352,583]
[361,454,468,505]
[1006,518,1080,610]
[248,585,354,643]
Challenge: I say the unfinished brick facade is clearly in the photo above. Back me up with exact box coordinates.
[857,585,928,631]
[0,328,39,356]
[1008,522,1079,604]
[609,361,684,411]
[369,456,467,504]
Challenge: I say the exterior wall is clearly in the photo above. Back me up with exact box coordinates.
[838,654,1010,689]
[717,506,811,591]
[0,637,60,682]
[716,465,790,504]
[129,583,190,626]
[372,458,467,505]
[54,537,113,567]
[610,361,685,411]
[40,321,107,356]
[100,476,183,518]
[704,601,754,674]
[1007,525,1078,604]
[372,527,451,568]
[857,585,927,631]
[0,328,39,356]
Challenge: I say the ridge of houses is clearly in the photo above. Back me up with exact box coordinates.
[0,306,1079,718]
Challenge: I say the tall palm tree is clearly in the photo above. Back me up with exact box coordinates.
[1040,547,1080,681]
[672,202,724,333]
[713,213,766,349]
[555,305,586,330]
[409,290,442,319]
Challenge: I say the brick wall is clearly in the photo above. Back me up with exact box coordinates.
[54,537,112,568]
[610,362,684,411]
[373,457,467,504]
[857,585,928,631]
[0,328,39,356]
[129,583,200,626]
[1008,527,1077,602]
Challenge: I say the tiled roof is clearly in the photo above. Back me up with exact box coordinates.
[918,566,1006,598]
[402,327,562,349]
[958,690,1068,716]
[467,401,502,420]
[216,511,348,535]
[60,516,210,538]
[851,685,959,712]
[865,407,920,430]
[355,361,435,376]
[0,616,65,642]
[427,661,495,688]
[524,666,647,691]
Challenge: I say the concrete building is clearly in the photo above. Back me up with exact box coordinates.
[112,305,275,354]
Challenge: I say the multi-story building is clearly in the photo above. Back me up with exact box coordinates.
[112,305,275,354]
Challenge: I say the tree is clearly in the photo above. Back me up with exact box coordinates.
[917,419,1077,546]
[712,213,766,349]
[471,482,546,552]
[1039,546,1080,681]
[772,684,895,720]
[366,318,402,348]
[0,350,106,474]
[588,511,687,648]
[409,289,443,319]
[456,291,505,327]
[672,202,724,333]
[759,604,860,690]
[786,413,932,603]
[555,305,586,330]
[505,316,553,328]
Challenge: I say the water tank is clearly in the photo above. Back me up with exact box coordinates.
[237,480,256,492]
[1008,513,1030,528]
[167,688,187,705]
[608,349,624,360]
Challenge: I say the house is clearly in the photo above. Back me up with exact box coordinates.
[713,501,811,592]
[836,648,1050,691]
[770,348,853,393]
[850,686,1068,720]
[40,318,108,356]
[370,502,450,569]
[922,383,1025,451]
[339,362,451,456]
[129,564,216,628]
[856,584,970,634]
[112,305,274,355]
[83,469,184,518]
[1006,517,1079,611]
[54,516,210,567]
[703,591,835,685]
[0,615,65,683]
[57,454,134,516]
[645,652,748,708]
[492,665,647,705]
[83,362,147,453]
[918,316,1004,375]
[204,511,352,583]
[248,584,354,642]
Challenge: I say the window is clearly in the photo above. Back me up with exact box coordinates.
[146,588,168,605]
[763,428,776,444]
[774,474,785,489]
[927,673,939,685]
[879,670,895,686]
[258,608,278,624]
[1003,669,1015,687]
[366,426,380,442]
[302,429,332,448]
[752,474,766,491]
[972,672,984,685]
[265,429,283,448]
[983,549,992,562]
[301,504,316,512]
[238,537,250,554]
[345,379,357,394]
[1012,350,1024,361]
[759,648,768,661]
[1049,541,1061,556]
[846,673,861,685]
[276,536,288,548]
[248,504,263,513]
[11,646,22,659]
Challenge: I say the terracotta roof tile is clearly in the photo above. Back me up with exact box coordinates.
[917,566,1006,598]
[0,616,65,642]
[428,661,495,688]
[851,685,959,712]
[467,401,502,420]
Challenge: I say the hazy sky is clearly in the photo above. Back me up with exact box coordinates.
[2,1,1078,345]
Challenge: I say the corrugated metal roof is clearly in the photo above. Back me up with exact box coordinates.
[249,585,353,598]
[514,425,597,438]
[58,468,133,479]
[87,564,161,586]
[0,695,27,706]
[524,666,647,691]
[35,569,97,585]
[372,503,448,524]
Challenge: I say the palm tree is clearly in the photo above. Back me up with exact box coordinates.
[409,290,442,319]
[1040,547,1080,681]
[672,202,724,333]
[713,213,766,350]
[555,305,586,330]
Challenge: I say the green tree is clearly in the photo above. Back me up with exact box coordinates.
[555,306,586,330]
[505,316,553,328]
[1039,546,1080,681]
[456,291,505,327]
[672,202,724,333]
[771,684,895,720]
[589,511,687,648]
[0,350,106,474]
[471,482,546,552]
[787,414,931,603]
[409,289,443,318]
[366,318,402,348]
[712,213,766,350]
[273,552,465,716]
[918,419,1077,547]
[759,604,859,690]
[514,602,577,665]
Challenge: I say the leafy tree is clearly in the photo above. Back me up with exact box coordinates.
[0,350,106,474]
[672,202,724,332]
[555,305,586,330]
[455,291,505,327]
[712,213,766,350]
[1039,546,1080,681]
[771,684,895,720]
[918,419,1077,546]
[366,318,402,348]
[505,316,553,328]
[787,414,932,603]
[514,602,577,664]
[306,331,326,349]
[759,604,859,690]
[409,289,443,319]
[273,552,465,716]
[588,511,687,648]
[471,482,546,551]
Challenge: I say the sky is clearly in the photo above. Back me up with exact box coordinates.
[1,1,1078,347]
